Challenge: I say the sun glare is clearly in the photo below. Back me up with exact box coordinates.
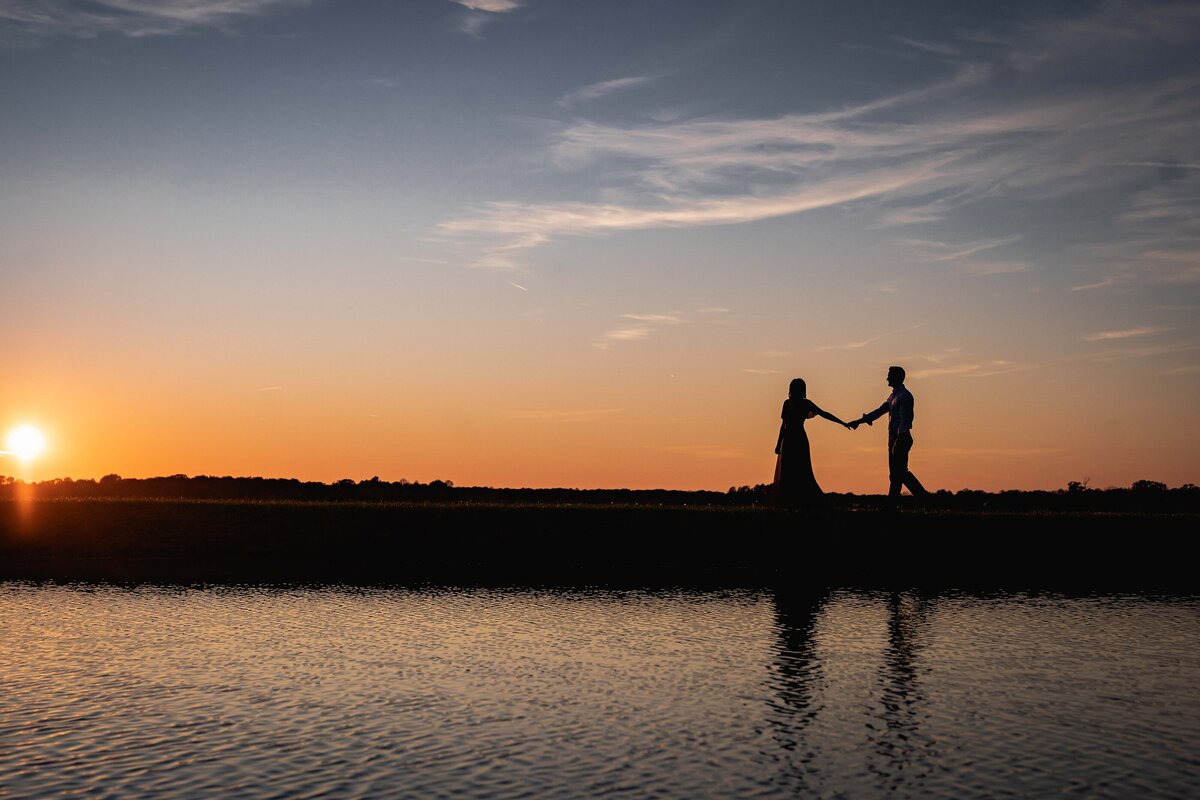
[5,425,46,462]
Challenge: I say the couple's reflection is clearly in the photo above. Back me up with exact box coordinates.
[771,587,825,720]
[769,589,936,792]
[868,591,937,789]
[766,587,827,789]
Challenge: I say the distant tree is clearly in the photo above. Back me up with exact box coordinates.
[100,474,122,484]
[1131,479,1167,492]
[1067,477,1090,493]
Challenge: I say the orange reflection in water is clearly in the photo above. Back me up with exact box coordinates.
[11,481,36,534]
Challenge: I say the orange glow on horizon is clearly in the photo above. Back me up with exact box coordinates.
[4,352,1195,495]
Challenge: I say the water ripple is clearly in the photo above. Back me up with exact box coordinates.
[1,584,1197,798]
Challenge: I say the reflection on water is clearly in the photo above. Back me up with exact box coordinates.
[871,592,935,791]
[1,584,1198,799]
[766,588,825,790]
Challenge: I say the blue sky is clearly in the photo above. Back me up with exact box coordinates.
[2,0,1198,490]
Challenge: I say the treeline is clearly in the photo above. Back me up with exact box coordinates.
[1,474,1198,512]
[0,474,729,507]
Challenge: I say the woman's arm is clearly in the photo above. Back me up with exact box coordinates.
[808,400,849,427]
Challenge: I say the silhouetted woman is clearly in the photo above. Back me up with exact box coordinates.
[774,378,849,508]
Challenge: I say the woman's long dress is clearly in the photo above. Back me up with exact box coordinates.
[775,398,824,507]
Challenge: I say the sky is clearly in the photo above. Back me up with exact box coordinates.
[1,0,1198,492]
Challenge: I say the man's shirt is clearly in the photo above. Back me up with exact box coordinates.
[865,385,915,433]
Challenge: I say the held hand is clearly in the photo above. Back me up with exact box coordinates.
[848,420,860,430]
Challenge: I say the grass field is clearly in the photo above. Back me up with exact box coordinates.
[2,498,1195,589]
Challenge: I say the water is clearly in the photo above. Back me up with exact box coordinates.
[2,584,1197,799]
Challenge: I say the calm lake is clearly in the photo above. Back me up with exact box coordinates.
[2,583,1197,799]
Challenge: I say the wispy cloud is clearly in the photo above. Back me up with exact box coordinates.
[1081,326,1161,341]
[815,323,926,352]
[440,2,1200,270]
[896,235,1031,276]
[0,0,309,39]
[1080,340,1200,362]
[1111,161,1200,171]
[620,313,684,324]
[892,35,961,57]
[900,235,1022,262]
[907,347,963,364]
[453,0,519,10]
[594,309,693,349]
[957,260,1030,275]
[909,358,1032,379]
[1071,276,1119,291]
[442,157,956,267]
[558,76,652,108]
[909,364,983,379]
[878,187,983,227]
[879,206,948,226]
[740,368,778,374]
[451,0,520,37]
[1068,219,1200,287]
[1141,248,1200,282]
[597,326,653,346]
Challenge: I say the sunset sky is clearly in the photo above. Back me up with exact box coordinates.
[2,0,1198,492]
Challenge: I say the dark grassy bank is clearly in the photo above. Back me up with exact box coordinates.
[2,498,1195,590]
[5,473,1200,514]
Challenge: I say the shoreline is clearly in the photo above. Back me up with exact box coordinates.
[2,498,1195,589]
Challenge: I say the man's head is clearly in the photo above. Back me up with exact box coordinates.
[887,366,905,387]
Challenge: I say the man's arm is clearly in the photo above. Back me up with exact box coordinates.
[849,401,888,430]
[808,401,849,427]
[862,402,888,424]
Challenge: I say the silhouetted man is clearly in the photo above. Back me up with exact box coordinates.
[849,366,929,504]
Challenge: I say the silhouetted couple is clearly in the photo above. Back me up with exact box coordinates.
[774,366,929,509]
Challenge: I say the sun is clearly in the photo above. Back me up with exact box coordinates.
[5,425,46,462]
